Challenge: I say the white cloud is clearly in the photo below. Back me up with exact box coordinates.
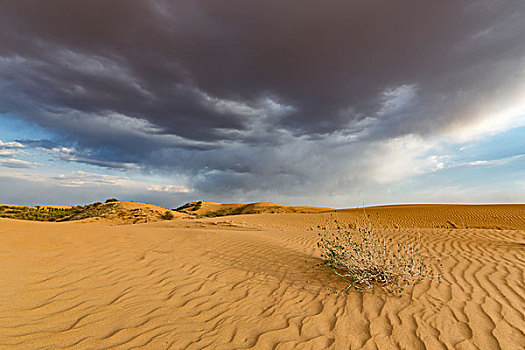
[366,134,448,184]
[49,111,164,137]
[0,149,29,157]
[147,184,191,193]
[445,82,525,142]
[60,154,142,170]
[0,140,25,148]
[448,108,525,143]
[50,170,191,195]
[451,153,525,168]
[377,84,418,116]
[43,147,76,155]
[0,158,39,168]
[53,171,125,187]
[195,88,295,122]
[197,89,262,117]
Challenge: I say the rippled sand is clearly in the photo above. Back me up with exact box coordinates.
[0,205,524,349]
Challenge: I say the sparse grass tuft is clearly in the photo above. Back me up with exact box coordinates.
[316,215,443,294]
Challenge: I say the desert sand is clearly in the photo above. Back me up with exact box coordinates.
[0,204,524,349]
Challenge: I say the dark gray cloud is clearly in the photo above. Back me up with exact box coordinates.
[1,0,524,199]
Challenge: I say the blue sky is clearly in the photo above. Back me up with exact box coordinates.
[0,114,191,206]
[0,1,524,208]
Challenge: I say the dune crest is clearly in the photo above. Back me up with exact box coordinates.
[174,200,333,217]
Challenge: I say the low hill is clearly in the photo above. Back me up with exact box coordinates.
[71,201,186,224]
[174,200,333,217]
[0,200,184,224]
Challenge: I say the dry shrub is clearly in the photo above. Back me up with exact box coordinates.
[161,210,175,220]
[316,215,443,294]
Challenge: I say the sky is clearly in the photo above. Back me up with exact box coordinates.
[0,0,524,208]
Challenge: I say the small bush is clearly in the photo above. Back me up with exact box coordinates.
[191,203,201,211]
[316,216,443,294]
[174,202,192,211]
[161,210,175,220]
[105,198,119,203]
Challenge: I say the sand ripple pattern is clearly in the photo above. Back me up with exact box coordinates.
[0,214,524,349]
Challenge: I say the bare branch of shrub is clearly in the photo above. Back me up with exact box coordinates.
[315,215,443,294]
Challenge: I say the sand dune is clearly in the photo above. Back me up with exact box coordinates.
[175,201,333,217]
[90,201,185,224]
[1,201,181,224]
[0,205,524,349]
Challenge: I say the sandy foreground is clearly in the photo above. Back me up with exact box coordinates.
[0,205,524,349]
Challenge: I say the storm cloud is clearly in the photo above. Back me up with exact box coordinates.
[0,1,524,205]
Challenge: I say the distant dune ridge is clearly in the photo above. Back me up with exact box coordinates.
[0,200,184,224]
[0,201,524,348]
[175,201,333,217]
[2,200,524,229]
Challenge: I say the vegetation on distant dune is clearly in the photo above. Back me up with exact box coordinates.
[174,201,244,217]
[316,215,443,294]
[0,201,169,224]
[200,207,245,217]
[66,202,116,221]
[0,201,117,222]
[173,201,328,218]
[0,205,83,222]
[173,201,203,215]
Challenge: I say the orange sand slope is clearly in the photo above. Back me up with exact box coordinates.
[0,205,524,349]
[176,201,333,217]
[89,201,186,224]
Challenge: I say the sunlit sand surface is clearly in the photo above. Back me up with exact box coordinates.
[0,204,524,349]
